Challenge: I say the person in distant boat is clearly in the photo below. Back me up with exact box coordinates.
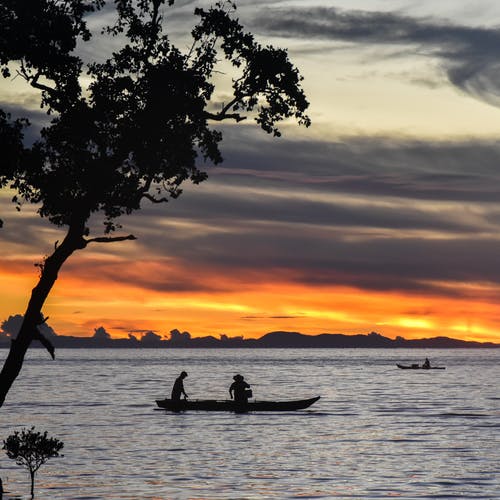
[229,374,251,404]
[171,371,188,401]
[422,358,431,369]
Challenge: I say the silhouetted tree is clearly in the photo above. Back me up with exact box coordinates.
[3,426,64,498]
[0,0,310,405]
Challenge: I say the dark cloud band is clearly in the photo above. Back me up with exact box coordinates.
[250,6,500,106]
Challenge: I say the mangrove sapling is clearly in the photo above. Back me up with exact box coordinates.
[3,427,64,499]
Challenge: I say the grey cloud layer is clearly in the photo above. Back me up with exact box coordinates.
[107,132,500,297]
[250,6,500,106]
[4,131,500,297]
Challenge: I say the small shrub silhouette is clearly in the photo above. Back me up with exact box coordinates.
[3,427,64,499]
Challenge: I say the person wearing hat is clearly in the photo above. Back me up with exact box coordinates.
[171,371,188,401]
[229,374,251,404]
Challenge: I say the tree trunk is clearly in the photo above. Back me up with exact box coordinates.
[30,470,35,499]
[0,218,87,407]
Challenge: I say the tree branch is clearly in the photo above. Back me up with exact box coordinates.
[204,111,246,122]
[142,193,170,203]
[33,330,55,360]
[33,313,54,360]
[203,94,251,123]
[30,73,58,95]
[18,64,58,97]
[85,234,137,244]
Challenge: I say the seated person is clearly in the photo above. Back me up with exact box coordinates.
[229,374,251,404]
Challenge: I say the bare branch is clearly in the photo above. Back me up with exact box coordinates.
[142,193,170,203]
[203,94,251,123]
[220,95,242,115]
[31,73,57,95]
[33,330,55,360]
[19,67,59,96]
[85,234,137,244]
[204,111,246,122]
[37,315,49,325]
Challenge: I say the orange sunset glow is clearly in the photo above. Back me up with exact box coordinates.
[1,250,499,343]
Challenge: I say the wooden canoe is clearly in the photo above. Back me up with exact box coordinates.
[397,364,446,370]
[155,396,320,412]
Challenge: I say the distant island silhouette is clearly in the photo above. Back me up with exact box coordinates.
[0,317,498,349]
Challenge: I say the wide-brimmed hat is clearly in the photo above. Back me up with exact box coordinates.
[233,374,244,381]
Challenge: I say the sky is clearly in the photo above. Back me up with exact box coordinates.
[2,0,500,342]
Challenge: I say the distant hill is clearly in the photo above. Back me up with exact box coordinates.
[247,331,498,348]
[1,329,498,349]
[254,331,396,348]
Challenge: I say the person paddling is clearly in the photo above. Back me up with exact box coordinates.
[171,371,188,401]
[422,358,431,369]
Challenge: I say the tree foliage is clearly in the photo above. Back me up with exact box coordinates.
[0,0,309,232]
[0,0,310,405]
[3,426,64,498]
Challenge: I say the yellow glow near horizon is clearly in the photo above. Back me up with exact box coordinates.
[391,318,435,330]
[1,256,498,343]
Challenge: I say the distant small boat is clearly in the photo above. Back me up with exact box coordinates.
[397,364,446,370]
[155,396,320,412]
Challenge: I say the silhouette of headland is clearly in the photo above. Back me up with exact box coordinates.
[1,320,498,349]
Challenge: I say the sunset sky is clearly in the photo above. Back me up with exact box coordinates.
[2,0,500,342]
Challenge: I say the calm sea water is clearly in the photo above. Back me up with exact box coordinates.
[0,348,498,499]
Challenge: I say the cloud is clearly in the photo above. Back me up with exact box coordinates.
[106,132,500,297]
[92,326,111,340]
[0,102,50,145]
[140,330,164,343]
[60,257,235,294]
[126,133,500,238]
[0,314,58,338]
[3,122,500,300]
[0,315,23,337]
[250,6,500,106]
[241,315,302,319]
[169,328,191,342]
